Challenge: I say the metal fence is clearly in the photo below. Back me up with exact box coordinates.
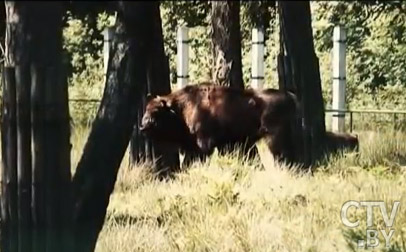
[67,99,406,132]
[325,109,406,132]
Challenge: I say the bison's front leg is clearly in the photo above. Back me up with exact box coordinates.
[181,134,215,169]
[189,119,216,155]
[179,133,213,169]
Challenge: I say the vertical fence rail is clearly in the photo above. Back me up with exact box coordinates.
[251,27,265,90]
[332,25,346,132]
[176,26,189,90]
[103,27,114,79]
[350,112,353,132]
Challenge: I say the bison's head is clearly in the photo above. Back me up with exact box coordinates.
[139,94,181,139]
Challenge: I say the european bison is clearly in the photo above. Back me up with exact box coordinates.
[139,82,298,168]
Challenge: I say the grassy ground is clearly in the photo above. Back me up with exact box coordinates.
[68,127,406,252]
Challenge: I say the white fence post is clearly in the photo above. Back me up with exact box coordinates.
[177,26,189,89]
[103,27,114,78]
[332,25,346,132]
[251,27,265,90]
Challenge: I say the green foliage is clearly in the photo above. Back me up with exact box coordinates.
[63,2,115,76]
[312,1,406,110]
[240,1,276,42]
[160,1,211,85]
[62,1,406,129]
[63,11,115,126]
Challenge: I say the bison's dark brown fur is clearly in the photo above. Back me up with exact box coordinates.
[140,82,298,167]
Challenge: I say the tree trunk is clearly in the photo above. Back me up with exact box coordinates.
[1,2,70,252]
[2,3,31,252]
[1,66,18,252]
[211,1,244,89]
[71,2,153,251]
[16,61,32,252]
[30,3,72,251]
[130,97,150,165]
[144,2,180,176]
[277,1,326,167]
[129,2,180,177]
[207,0,261,164]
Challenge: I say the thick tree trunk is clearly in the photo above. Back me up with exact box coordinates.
[14,6,35,251]
[1,2,70,252]
[144,2,180,176]
[129,1,180,177]
[30,3,72,251]
[277,1,326,167]
[16,61,32,252]
[1,67,18,252]
[130,97,150,165]
[211,1,244,89]
[71,2,153,251]
[2,3,31,252]
[207,0,262,164]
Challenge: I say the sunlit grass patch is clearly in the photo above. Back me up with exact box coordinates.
[43,126,406,252]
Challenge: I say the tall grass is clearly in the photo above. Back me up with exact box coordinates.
[66,129,406,252]
[0,125,404,251]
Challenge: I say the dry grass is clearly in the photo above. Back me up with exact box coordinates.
[1,126,405,251]
[65,128,406,252]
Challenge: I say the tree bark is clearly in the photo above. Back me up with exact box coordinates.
[71,2,153,251]
[1,66,18,252]
[30,4,72,252]
[144,2,180,176]
[2,3,31,252]
[129,1,180,177]
[1,3,70,252]
[277,1,327,167]
[211,1,244,89]
[16,62,32,252]
[207,0,261,164]
[14,6,32,250]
